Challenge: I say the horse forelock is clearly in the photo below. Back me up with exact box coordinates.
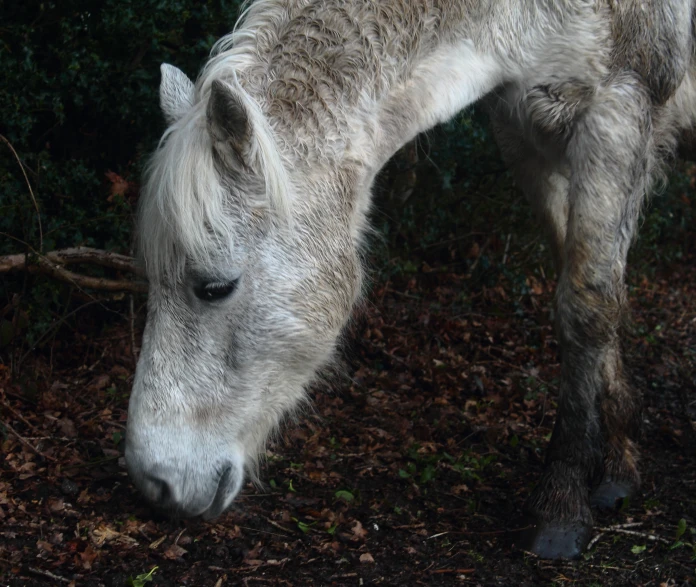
[138,2,294,282]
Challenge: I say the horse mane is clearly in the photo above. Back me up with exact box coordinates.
[138,0,292,281]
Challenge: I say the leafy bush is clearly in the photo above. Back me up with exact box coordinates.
[1,0,244,257]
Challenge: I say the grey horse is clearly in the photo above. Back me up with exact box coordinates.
[126,0,696,559]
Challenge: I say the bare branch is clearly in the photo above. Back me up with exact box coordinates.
[46,247,140,272]
[0,248,147,293]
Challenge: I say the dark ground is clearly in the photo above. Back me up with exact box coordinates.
[1,183,696,585]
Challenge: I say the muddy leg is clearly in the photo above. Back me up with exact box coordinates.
[591,344,641,509]
[521,74,651,559]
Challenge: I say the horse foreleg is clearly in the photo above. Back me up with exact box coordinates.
[523,73,650,559]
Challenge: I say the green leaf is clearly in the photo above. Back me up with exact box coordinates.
[631,544,646,554]
[296,521,310,534]
[676,518,687,540]
[128,566,158,587]
[334,490,354,502]
[420,464,436,484]
[292,518,315,534]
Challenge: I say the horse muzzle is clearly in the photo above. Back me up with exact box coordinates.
[125,431,245,518]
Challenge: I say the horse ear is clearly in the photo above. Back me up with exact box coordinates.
[160,63,195,125]
[206,79,252,160]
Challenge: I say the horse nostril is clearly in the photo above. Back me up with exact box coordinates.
[145,475,174,505]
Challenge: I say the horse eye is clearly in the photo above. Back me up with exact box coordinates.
[194,280,238,302]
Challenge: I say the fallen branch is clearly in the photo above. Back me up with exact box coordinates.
[589,522,672,550]
[600,526,672,544]
[0,399,41,434]
[27,567,71,584]
[0,247,147,293]
[3,420,57,462]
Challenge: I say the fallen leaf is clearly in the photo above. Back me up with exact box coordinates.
[47,497,65,513]
[162,544,188,559]
[149,535,167,549]
[351,520,368,541]
[91,525,122,546]
[59,418,77,438]
[105,170,130,201]
[80,545,98,569]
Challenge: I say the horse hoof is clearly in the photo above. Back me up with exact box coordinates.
[590,479,635,510]
[518,519,592,560]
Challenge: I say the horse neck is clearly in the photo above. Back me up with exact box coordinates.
[236,1,602,230]
[236,3,499,162]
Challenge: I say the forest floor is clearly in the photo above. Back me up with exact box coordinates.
[1,233,695,586]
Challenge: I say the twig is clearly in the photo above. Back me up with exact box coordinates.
[594,523,671,545]
[18,300,103,368]
[27,567,71,584]
[1,399,41,434]
[430,568,475,575]
[385,287,421,300]
[174,528,187,545]
[426,531,449,540]
[262,518,292,536]
[3,420,57,461]
[235,525,290,539]
[502,232,512,265]
[0,134,42,252]
[587,531,605,551]
[600,522,644,529]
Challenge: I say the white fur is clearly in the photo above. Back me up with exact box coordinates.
[159,63,195,125]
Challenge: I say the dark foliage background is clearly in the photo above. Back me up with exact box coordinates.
[1,0,694,364]
[1,3,695,585]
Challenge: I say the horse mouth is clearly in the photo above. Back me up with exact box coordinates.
[200,465,238,520]
[128,455,245,520]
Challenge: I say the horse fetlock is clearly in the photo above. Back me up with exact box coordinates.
[592,438,640,510]
[520,463,594,559]
[525,464,594,526]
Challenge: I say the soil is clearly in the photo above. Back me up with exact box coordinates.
[1,245,695,586]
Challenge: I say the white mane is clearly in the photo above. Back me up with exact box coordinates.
[138,0,292,281]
